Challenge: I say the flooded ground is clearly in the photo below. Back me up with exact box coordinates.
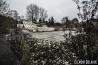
[31,31,65,41]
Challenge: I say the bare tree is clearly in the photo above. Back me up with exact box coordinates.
[39,8,48,23]
[67,0,98,62]
[26,4,39,22]
[73,0,98,21]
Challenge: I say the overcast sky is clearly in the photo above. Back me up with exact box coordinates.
[5,0,78,21]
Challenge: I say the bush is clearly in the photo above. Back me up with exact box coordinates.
[0,15,16,34]
[15,37,75,65]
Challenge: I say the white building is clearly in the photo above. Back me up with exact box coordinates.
[17,21,55,32]
[23,21,38,32]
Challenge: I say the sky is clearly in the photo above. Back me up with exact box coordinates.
[5,0,79,21]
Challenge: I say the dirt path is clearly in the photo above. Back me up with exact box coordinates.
[0,35,17,65]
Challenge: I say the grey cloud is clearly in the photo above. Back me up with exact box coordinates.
[5,0,78,21]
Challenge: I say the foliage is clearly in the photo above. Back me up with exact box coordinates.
[65,0,98,64]
[0,0,17,34]
[69,34,96,59]
[20,39,31,65]
[0,0,9,16]
[12,34,75,65]
[0,15,16,34]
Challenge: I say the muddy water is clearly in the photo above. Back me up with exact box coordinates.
[32,31,65,41]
